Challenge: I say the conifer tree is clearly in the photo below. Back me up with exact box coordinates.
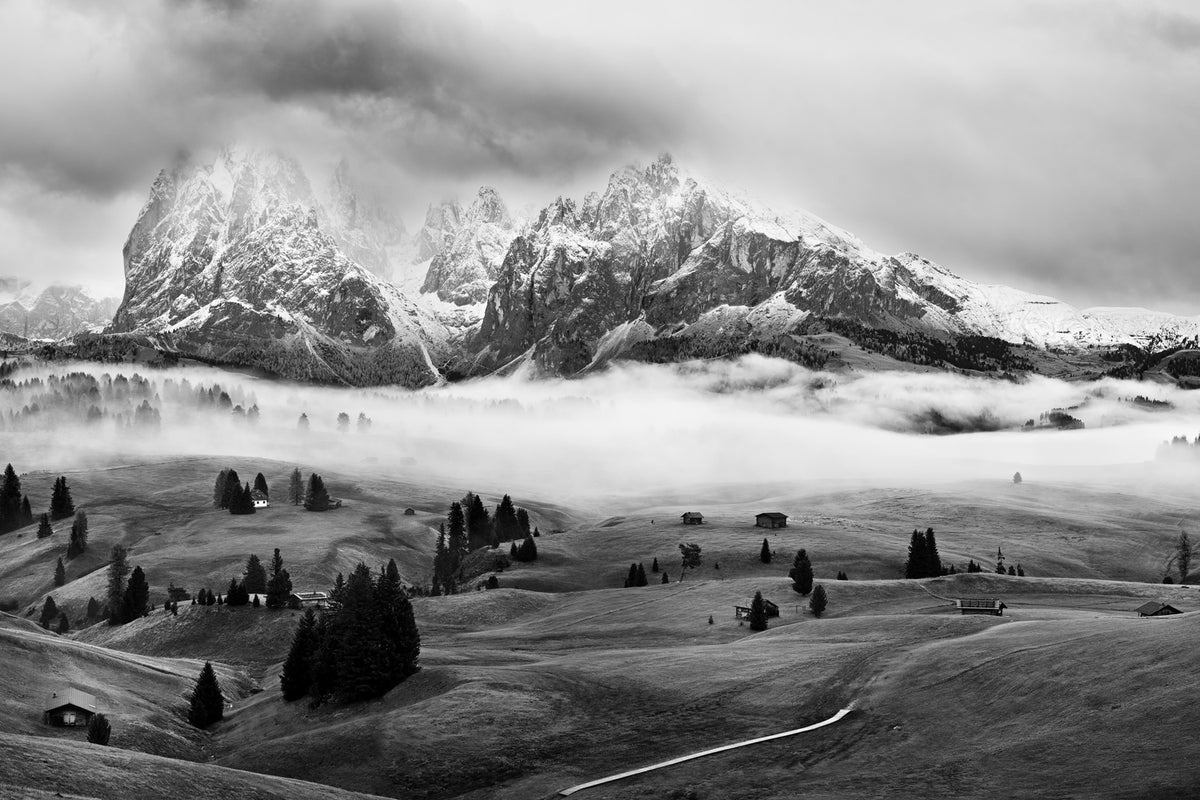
[636,563,648,586]
[106,544,129,625]
[213,469,229,508]
[465,493,490,551]
[266,548,292,609]
[36,513,52,538]
[760,538,771,564]
[54,557,65,587]
[253,472,269,499]
[661,571,669,584]
[288,468,303,505]
[229,482,256,515]
[19,495,32,527]
[905,530,928,579]
[485,575,499,589]
[280,607,319,701]
[791,549,813,595]
[187,662,224,728]
[924,528,943,577]
[494,495,520,542]
[304,473,331,512]
[0,463,22,533]
[39,596,59,629]
[678,543,702,580]
[809,584,828,617]
[651,557,659,573]
[226,578,249,606]
[66,510,88,558]
[516,507,531,539]
[298,413,309,430]
[87,712,111,745]
[220,469,241,510]
[1016,564,1025,577]
[748,591,769,631]
[86,596,100,621]
[625,563,637,587]
[56,613,69,634]
[446,502,467,558]
[514,533,538,562]
[243,554,267,594]
[1177,532,1192,583]
[123,565,149,621]
[49,476,75,520]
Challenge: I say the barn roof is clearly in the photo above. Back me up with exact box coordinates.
[1136,601,1181,616]
[45,688,98,714]
[756,512,788,520]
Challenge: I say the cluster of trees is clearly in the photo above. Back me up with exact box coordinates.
[624,563,648,587]
[678,543,702,580]
[106,545,149,625]
[904,528,944,579]
[39,595,69,632]
[280,560,420,705]
[49,476,74,519]
[0,371,173,430]
[303,473,335,511]
[214,469,270,515]
[431,494,539,593]
[816,318,1034,373]
[0,464,33,534]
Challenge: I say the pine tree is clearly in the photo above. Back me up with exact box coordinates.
[446,501,466,561]
[516,508,531,539]
[86,597,100,621]
[494,494,520,543]
[760,538,771,564]
[86,712,111,745]
[229,482,256,515]
[187,662,224,728]
[280,607,319,701]
[748,591,769,631]
[791,549,813,595]
[106,544,129,625]
[661,571,669,584]
[514,533,538,562]
[54,557,65,587]
[36,513,52,538]
[905,529,927,579]
[651,557,659,573]
[55,613,69,634]
[678,543,702,580]
[243,554,267,594]
[226,578,249,606]
[39,596,59,629]
[924,528,942,577]
[809,584,828,617]
[485,575,499,589]
[123,565,149,621]
[266,548,292,609]
[66,510,88,558]
[0,463,22,533]
[636,563,648,586]
[220,469,241,510]
[288,468,303,505]
[465,493,490,551]
[19,495,32,527]
[1016,564,1025,577]
[213,469,229,508]
[49,476,75,520]
[337,412,350,431]
[253,473,269,499]
[304,473,331,512]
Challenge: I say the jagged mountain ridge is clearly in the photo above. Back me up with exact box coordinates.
[0,285,118,340]
[104,149,1200,386]
[109,149,450,386]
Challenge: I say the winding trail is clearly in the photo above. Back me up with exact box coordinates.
[557,707,854,796]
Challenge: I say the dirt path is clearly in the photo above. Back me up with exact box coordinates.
[556,707,854,796]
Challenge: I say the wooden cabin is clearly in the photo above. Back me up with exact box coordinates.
[43,688,98,727]
[955,598,1007,616]
[755,512,788,529]
[735,600,779,619]
[403,507,416,516]
[288,591,330,609]
[1136,601,1182,617]
[763,599,780,617]
[680,512,704,525]
[251,490,270,509]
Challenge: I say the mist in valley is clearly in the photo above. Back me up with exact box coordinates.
[3,355,1198,505]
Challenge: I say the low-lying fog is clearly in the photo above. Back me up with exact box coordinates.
[3,356,1198,503]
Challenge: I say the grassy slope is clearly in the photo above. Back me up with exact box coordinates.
[3,457,1200,799]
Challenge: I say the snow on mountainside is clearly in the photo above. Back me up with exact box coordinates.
[468,154,1200,376]
[109,149,450,386]
[0,285,118,340]
[419,187,520,305]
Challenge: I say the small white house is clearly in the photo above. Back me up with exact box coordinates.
[251,490,270,509]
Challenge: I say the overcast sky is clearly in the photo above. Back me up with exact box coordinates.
[1,0,1199,313]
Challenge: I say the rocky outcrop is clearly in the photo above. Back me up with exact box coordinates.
[419,187,518,305]
[0,286,118,340]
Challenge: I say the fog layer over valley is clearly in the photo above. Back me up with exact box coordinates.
[2,355,1194,500]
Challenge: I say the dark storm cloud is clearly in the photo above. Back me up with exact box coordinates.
[0,0,685,199]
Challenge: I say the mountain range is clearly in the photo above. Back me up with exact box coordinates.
[59,149,1200,385]
[0,283,118,341]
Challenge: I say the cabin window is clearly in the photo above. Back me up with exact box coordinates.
[63,712,76,725]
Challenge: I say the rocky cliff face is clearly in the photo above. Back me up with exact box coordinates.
[419,187,519,305]
[110,149,449,386]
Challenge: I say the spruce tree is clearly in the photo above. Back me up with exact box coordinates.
[54,557,65,587]
[106,544,129,626]
[465,494,490,551]
[66,510,88,558]
[661,571,669,584]
[905,529,928,579]
[86,712,111,745]
[809,584,828,617]
[213,469,229,508]
[514,533,537,562]
[243,554,267,594]
[55,613,69,634]
[36,513,52,538]
[229,483,256,515]
[0,463,22,533]
[280,607,319,701]
[19,495,32,527]
[924,528,943,577]
[636,563,648,586]
[446,502,466,563]
[253,472,269,499]
[516,508,531,539]
[288,468,303,505]
[303,473,331,512]
[651,557,659,573]
[50,476,75,520]
[187,662,224,728]
[123,565,149,621]
[748,591,769,631]
[86,596,100,621]
[298,413,309,430]
[39,596,59,629]
[791,549,813,595]
[760,538,771,564]
[266,548,292,609]
[1177,532,1192,583]
[625,563,637,587]
[220,469,241,510]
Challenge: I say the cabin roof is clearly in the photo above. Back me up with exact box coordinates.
[290,591,329,601]
[954,598,1007,610]
[45,688,98,714]
[681,512,703,519]
[1136,601,1181,616]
